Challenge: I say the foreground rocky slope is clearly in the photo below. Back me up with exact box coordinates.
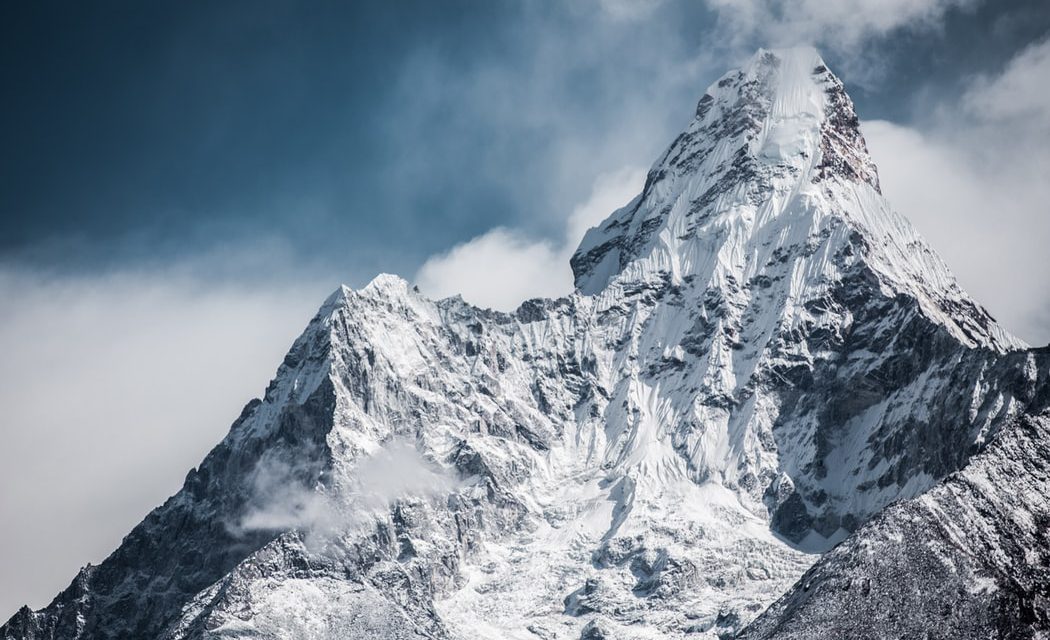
[4,47,1047,640]
[740,395,1050,639]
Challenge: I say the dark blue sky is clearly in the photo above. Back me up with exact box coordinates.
[2,0,1048,285]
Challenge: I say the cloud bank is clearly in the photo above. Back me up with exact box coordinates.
[0,263,328,617]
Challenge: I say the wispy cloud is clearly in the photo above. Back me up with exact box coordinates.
[381,3,716,251]
[706,0,974,50]
[962,36,1050,130]
[234,438,461,552]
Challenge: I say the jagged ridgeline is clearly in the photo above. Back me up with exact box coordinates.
[4,47,1048,640]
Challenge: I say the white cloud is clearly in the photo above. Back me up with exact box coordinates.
[0,265,329,619]
[414,229,565,310]
[350,439,459,508]
[707,0,973,50]
[414,166,646,310]
[235,438,459,548]
[236,456,337,536]
[566,166,649,247]
[863,38,1050,345]
[963,37,1050,130]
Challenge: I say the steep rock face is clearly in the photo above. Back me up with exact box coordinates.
[3,48,1046,640]
[739,371,1050,639]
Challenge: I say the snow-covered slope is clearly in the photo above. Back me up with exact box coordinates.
[3,47,1047,640]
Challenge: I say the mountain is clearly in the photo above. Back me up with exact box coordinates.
[740,403,1050,639]
[4,47,1047,640]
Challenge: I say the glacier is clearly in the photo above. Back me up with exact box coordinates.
[3,46,1048,640]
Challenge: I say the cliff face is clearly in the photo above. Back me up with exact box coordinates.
[4,48,1047,640]
[740,398,1050,640]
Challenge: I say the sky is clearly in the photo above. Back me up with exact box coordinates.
[1,0,1049,621]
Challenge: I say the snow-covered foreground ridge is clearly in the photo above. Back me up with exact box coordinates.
[4,47,1049,640]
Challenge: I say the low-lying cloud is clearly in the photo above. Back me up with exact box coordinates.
[235,438,461,551]
[0,261,329,618]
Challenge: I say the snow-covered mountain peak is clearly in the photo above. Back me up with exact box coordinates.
[722,47,878,185]
[570,46,1019,351]
[315,275,430,333]
[571,47,877,295]
[717,46,830,126]
[5,48,1045,640]
[363,273,413,295]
